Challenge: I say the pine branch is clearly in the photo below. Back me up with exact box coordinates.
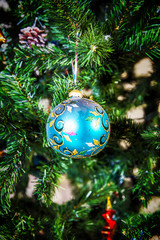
[34,161,61,207]
[49,216,73,240]
[132,169,160,207]
[15,0,48,27]
[0,68,49,134]
[0,211,35,239]
[122,211,160,239]
[14,45,70,77]
[106,0,160,58]
[42,0,94,34]
[145,44,160,59]
[105,0,127,34]
[108,0,157,35]
[14,25,114,75]
[0,69,36,111]
[78,24,114,67]
[34,150,71,207]
[120,27,160,57]
[47,74,70,107]
[0,137,26,214]
[141,127,160,149]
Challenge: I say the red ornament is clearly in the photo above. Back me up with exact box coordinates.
[101,197,116,240]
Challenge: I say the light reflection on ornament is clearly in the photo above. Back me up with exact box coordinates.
[91,118,101,130]
[63,119,77,132]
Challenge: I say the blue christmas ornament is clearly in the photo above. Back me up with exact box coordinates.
[46,90,110,158]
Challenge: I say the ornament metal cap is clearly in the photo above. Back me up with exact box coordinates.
[69,90,82,98]
[106,196,112,210]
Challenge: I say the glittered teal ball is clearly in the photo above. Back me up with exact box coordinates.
[46,91,110,158]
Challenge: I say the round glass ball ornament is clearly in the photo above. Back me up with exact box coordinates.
[46,90,110,158]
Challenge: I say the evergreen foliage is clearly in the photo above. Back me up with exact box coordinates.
[0,0,160,239]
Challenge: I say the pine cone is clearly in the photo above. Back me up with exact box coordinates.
[19,26,47,48]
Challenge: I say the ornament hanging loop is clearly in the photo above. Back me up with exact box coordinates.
[68,24,79,86]
[74,24,79,85]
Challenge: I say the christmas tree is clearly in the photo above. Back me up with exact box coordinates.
[0,0,160,239]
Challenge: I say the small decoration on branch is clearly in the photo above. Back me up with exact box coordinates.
[0,30,7,46]
[101,196,116,240]
[19,26,47,49]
